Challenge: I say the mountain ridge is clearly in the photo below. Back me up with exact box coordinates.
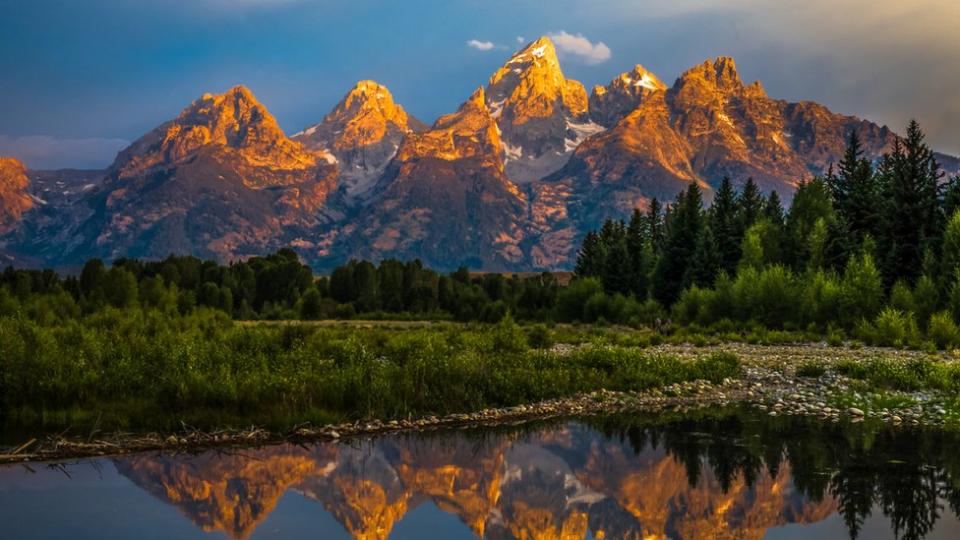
[2,36,958,271]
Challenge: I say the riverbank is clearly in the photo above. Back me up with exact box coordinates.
[5,341,960,463]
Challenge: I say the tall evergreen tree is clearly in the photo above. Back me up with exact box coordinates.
[626,208,652,298]
[763,191,785,226]
[710,177,741,275]
[647,198,664,252]
[574,231,604,278]
[878,121,943,285]
[653,185,703,305]
[829,131,880,247]
[602,234,632,296]
[687,222,722,287]
[738,177,764,232]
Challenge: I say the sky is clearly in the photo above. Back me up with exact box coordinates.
[1,0,958,169]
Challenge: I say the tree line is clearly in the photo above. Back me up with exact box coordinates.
[574,120,960,343]
[0,249,570,323]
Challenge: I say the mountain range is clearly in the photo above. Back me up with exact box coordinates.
[113,424,836,539]
[2,36,957,271]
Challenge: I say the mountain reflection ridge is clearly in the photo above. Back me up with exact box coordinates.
[113,415,849,539]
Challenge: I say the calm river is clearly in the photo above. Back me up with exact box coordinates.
[2,409,960,539]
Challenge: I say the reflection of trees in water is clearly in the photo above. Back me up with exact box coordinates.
[111,411,960,539]
[593,411,960,540]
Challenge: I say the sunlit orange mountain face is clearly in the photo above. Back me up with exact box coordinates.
[1,35,957,271]
[111,423,837,540]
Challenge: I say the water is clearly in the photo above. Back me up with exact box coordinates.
[3,410,960,539]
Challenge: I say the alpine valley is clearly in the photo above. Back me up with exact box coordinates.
[2,37,957,272]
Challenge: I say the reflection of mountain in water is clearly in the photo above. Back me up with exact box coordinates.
[113,420,837,539]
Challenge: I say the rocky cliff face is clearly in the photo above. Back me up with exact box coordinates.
[0,157,33,234]
[294,80,425,198]
[112,85,326,184]
[589,64,667,128]
[486,37,602,183]
[335,87,529,270]
[666,57,812,193]
[19,86,338,265]
[529,93,704,266]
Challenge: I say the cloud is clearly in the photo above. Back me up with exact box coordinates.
[0,135,129,170]
[548,31,611,64]
[516,36,526,44]
[466,39,495,51]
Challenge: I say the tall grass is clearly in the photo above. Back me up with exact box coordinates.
[0,310,741,430]
[835,357,960,392]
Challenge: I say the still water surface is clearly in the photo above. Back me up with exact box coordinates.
[3,410,960,539]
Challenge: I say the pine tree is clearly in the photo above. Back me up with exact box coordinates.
[602,235,632,296]
[574,231,604,278]
[738,177,764,232]
[687,222,722,287]
[626,208,651,298]
[829,131,880,248]
[878,121,943,285]
[653,185,703,305]
[647,198,664,252]
[763,191,785,225]
[710,177,741,275]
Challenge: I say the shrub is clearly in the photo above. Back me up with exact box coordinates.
[673,286,709,325]
[870,308,918,348]
[334,303,356,320]
[797,361,827,378]
[798,270,843,328]
[888,280,915,313]
[927,311,960,350]
[491,312,527,353]
[834,359,868,379]
[555,278,603,322]
[912,275,940,327]
[525,324,554,350]
[841,252,883,327]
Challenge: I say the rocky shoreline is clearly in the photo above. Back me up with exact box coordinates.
[2,342,957,464]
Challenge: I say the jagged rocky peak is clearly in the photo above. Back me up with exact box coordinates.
[485,36,598,183]
[43,85,340,267]
[346,84,528,271]
[295,80,424,197]
[0,157,33,234]
[590,64,668,127]
[112,85,321,179]
[395,86,504,166]
[670,56,762,101]
[487,36,588,122]
[296,79,423,152]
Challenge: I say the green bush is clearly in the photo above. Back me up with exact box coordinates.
[525,324,554,349]
[841,252,884,327]
[870,308,919,348]
[928,311,960,350]
[490,313,528,353]
[555,278,603,322]
[797,361,827,378]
